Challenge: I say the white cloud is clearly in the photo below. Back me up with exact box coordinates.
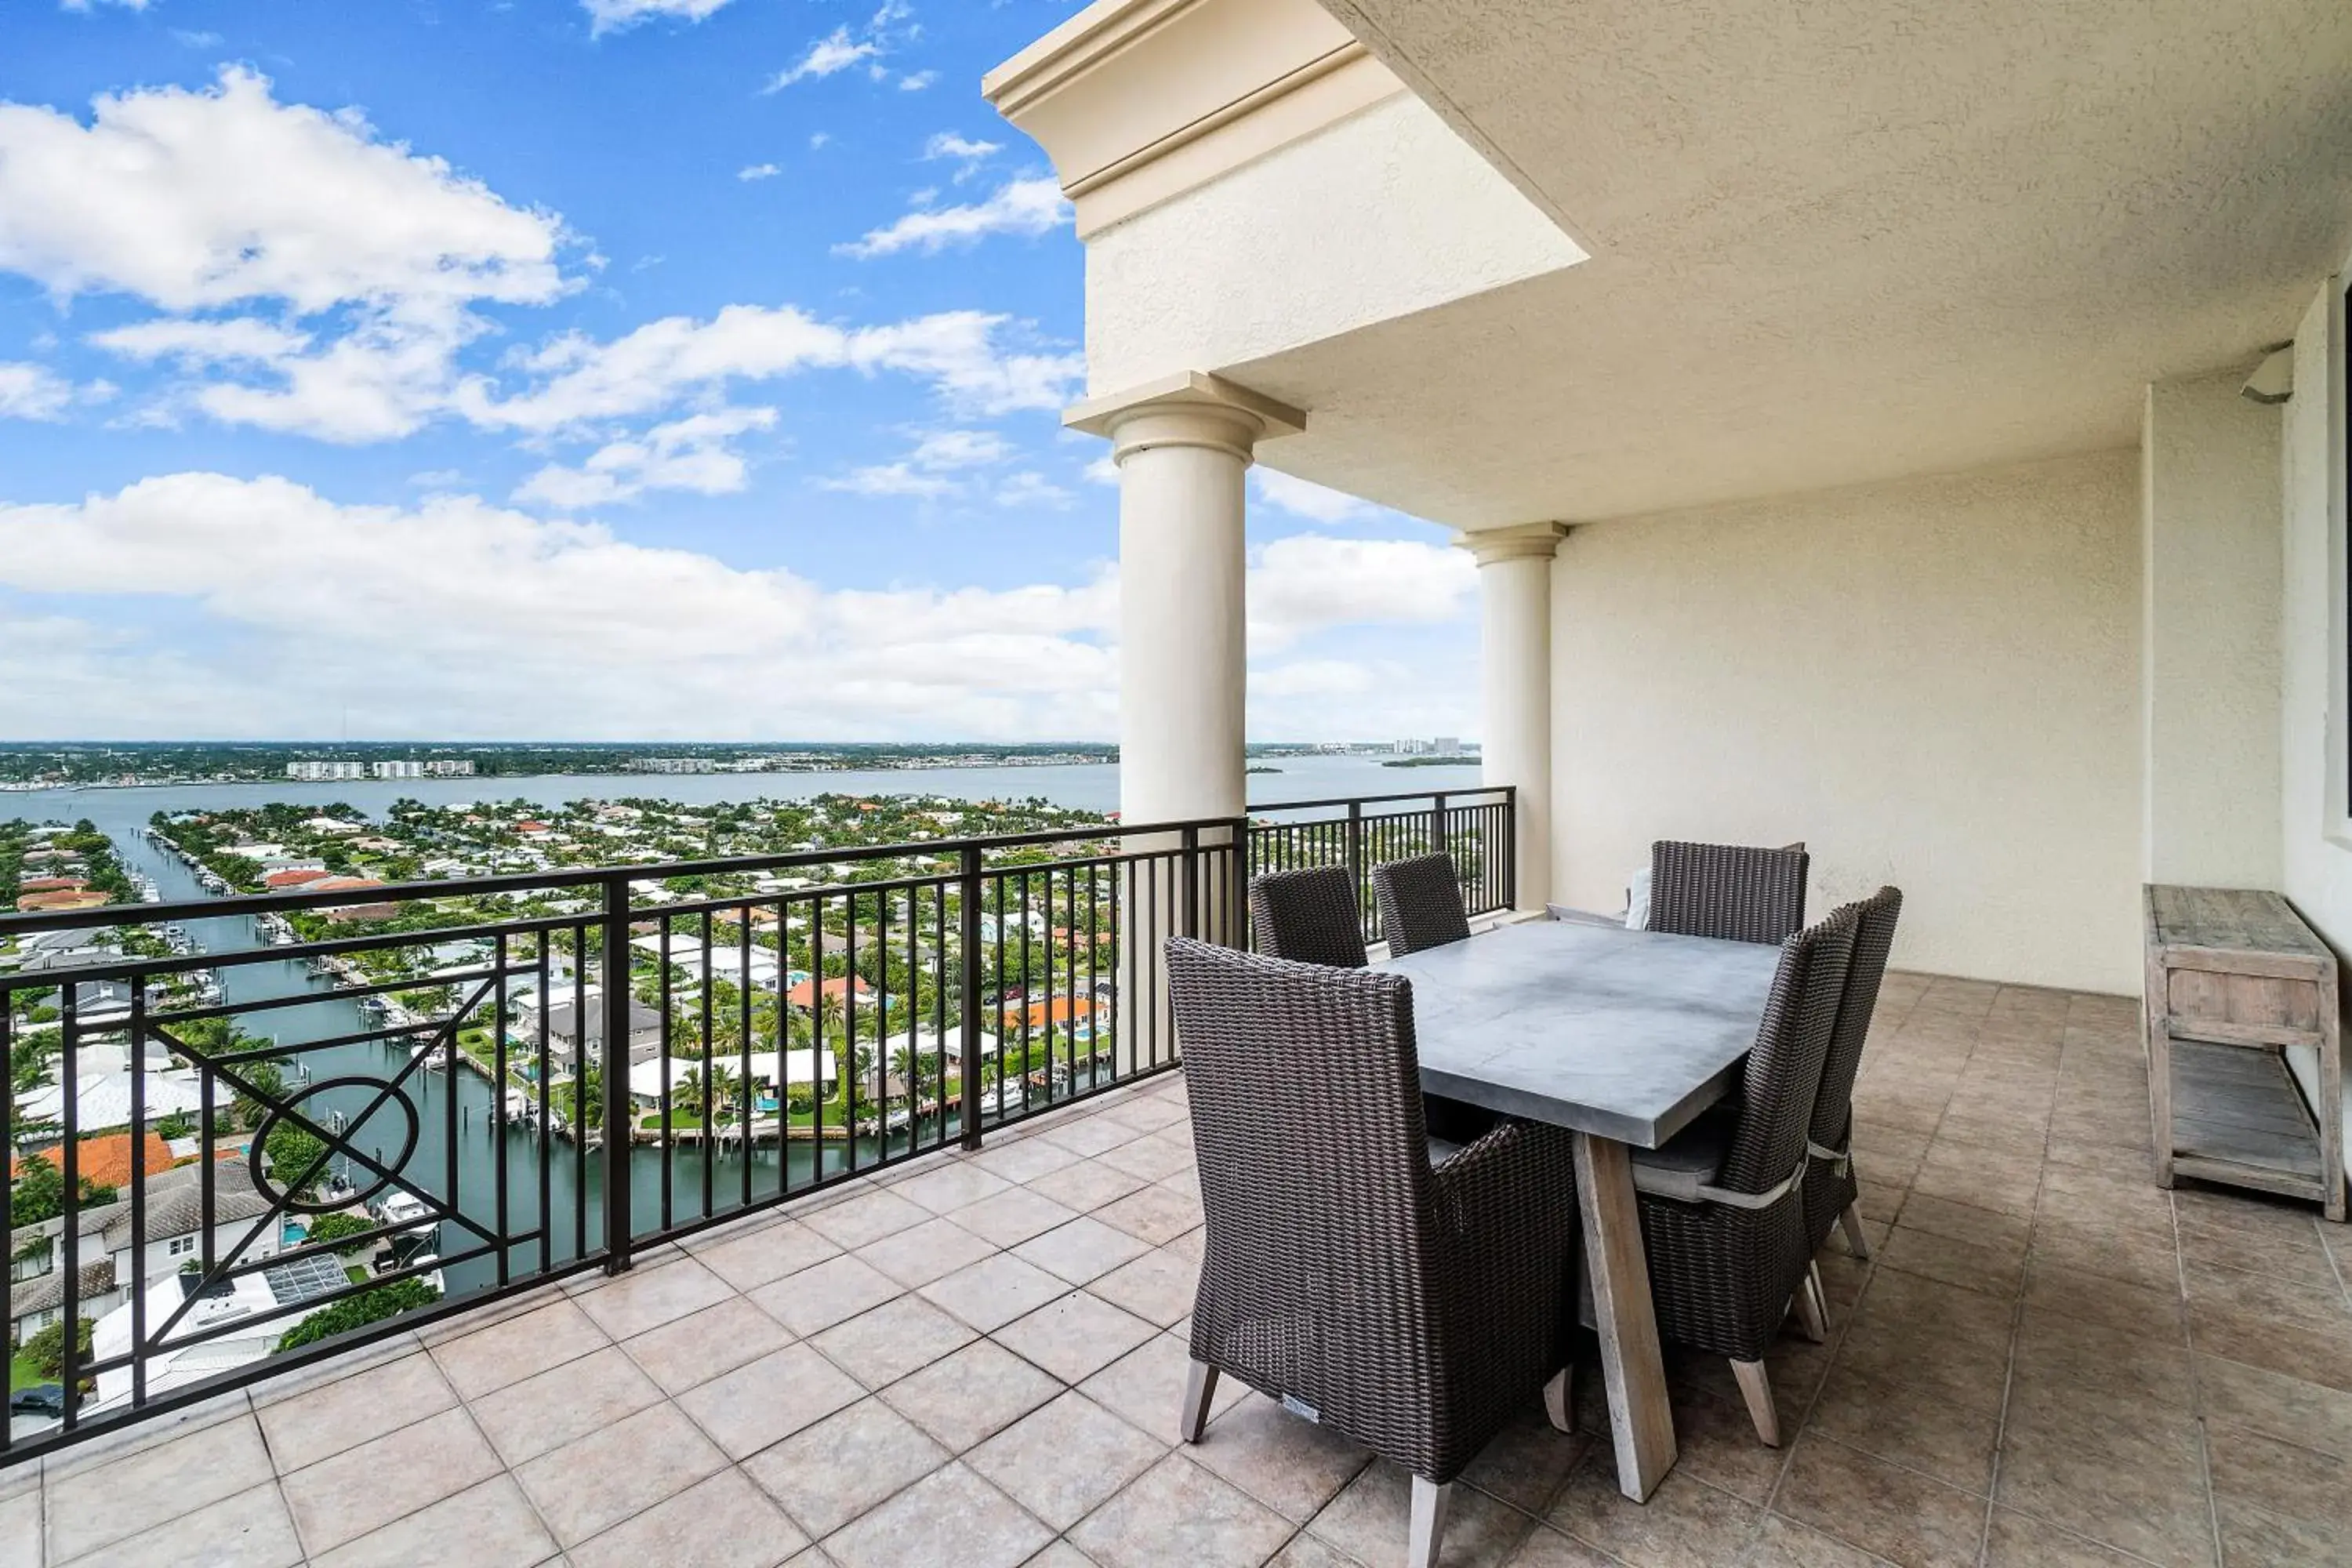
[581,0,735,38]
[766,25,877,89]
[172,30,224,47]
[459,306,1083,431]
[1247,535,1475,652]
[1083,454,1119,487]
[60,0,151,10]
[809,132,833,151]
[837,177,1069,260]
[93,318,315,365]
[996,471,1073,510]
[0,68,565,316]
[822,463,958,499]
[408,470,466,489]
[1256,469,1377,524]
[514,406,778,509]
[737,162,782,182]
[906,429,1013,470]
[822,426,1014,499]
[0,472,1122,741]
[0,362,74,420]
[922,132,1000,182]
[898,72,939,93]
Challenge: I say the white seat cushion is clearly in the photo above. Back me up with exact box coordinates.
[1630,1104,1739,1203]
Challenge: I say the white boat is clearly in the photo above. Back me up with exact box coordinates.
[372,1189,438,1236]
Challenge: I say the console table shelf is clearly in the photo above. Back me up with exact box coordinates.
[2143,885,2343,1221]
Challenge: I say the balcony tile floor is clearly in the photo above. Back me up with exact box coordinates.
[16,972,2352,1566]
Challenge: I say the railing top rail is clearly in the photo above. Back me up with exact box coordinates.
[1246,783,1512,813]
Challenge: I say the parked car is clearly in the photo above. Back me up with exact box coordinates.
[9,1384,64,1418]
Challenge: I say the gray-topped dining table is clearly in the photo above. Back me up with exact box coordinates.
[1372,916,1784,1503]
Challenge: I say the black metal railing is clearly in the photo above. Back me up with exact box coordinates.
[0,786,1509,1461]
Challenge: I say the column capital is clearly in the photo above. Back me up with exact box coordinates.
[1455,521,1569,565]
[1067,370,1306,465]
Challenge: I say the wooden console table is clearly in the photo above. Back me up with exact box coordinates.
[2144,886,2343,1221]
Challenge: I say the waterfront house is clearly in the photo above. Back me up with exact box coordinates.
[8,1157,274,1341]
[534,996,669,1065]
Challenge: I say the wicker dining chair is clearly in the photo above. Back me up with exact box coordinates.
[1803,887,1904,1273]
[1371,853,1475,956]
[1165,938,1581,1568]
[1247,865,1369,967]
[1648,840,1810,946]
[1621,902,1859,1445]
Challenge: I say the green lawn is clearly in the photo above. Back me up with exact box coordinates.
[9,1348,47,1392]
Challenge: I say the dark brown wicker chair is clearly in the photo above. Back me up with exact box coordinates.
[1803,887,1904,1274]
[1371,853,1474,956]
[1165,938,1579,1568]
[1247,865,1369,967]
[1648,840,1810,946]
[1621,902,1859,1445]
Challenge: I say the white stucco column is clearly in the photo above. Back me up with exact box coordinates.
[1068,371,1305,828]
[1068,372,1303,1069]
[1460,522,1569,912]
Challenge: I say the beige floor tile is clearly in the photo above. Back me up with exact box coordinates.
[823,1463,1050,1568]
[1308,1461,1537,1567]
[852,1216,999,1289]
[572,1255,736,1341]
[252,1348,455,1472]
[513,1402,728,1548]
[2189,1301,2352,1399]
[622,1295,798,1394]
[1072,1450,1294,1568]
[1031,1115,1138,1162]
[2181,1254,2352,1339]
[1012,1215,1154,1286]
[949,1186,1085,1249]
[1995,1373,2213,1566]
[1094,1181,1205,1247]
[880,1340,1063,1452]
[1773,1434,1986,1568]
[752,1254,905,1337]
[567,1466,809,1568]
[280,1406,503,1557]
[309,1476,556,1568]
[429,1296,608,1400]
[1086,1244,1200,1328]
[0,1490,35,1568]
[1548,1460,1762,1566]
[697,1219,843,1293]
[1080,1331,1247,1443]
[966,1390,1167,1528]
[966,1134,1082,1186]
[1094,1133,1194,1184]
[2013,1303,2192,1411]
[1893,1192,2031,1258]
[1454,1407,1590,1518]
[47,1414,277,1563]
[992,1289,1159,1385]
[745,1397,951,1539]
[61,1482,301,1568]
[2198,1352,2352,1458]
[1024,1158,1149,1214]
[918,1253,1073,1333]
[889,1161,1015,1217]
[2205,1422,2352,1563]
[470,1343,665,1465]
[2030,1217,2183,1294]
[1739,1513,1893,1568]
[1877,1224,2025,1298]
[1980,1508,2147,1566]
[811,1296,978,1388]
[798,1188,933,1250]
[1181,1392,1373,1523]
[677,1342,866,1458]
[2024,1258,2183,1341]
[1497,1523,1621,1566]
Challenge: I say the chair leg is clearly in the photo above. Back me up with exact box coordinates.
[1544,1366,1573,1434]
[1179,1359,1219,1444]
[1408,1477,1452,1568]
[1730,1359,1780,1446]
[1791,1263,1828,1344]
[1838,1200,1872,1260]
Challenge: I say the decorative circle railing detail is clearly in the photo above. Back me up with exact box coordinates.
[247,1076,423,1216]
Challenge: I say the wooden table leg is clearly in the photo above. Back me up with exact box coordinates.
[1573,1131,1676,1502]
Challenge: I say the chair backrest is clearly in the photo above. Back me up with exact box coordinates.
[1247,866,1369,967]
[1370,853,1473,956]
[1715,904,1859,1195]
[1649,840,1810,946]
[1165,937,1435,1365]
[1808,887,1904,1152]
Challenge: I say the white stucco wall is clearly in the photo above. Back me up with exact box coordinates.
[2280,270,2352,952]
[1551,452,2143,993]
[2141,370,2284,887]
[1082,93,1584,393]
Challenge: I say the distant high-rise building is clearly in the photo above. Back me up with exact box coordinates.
[285,760,368,782]
[422,760,476,777]
[638,757,717,774]
[371,760,424,779]
[1433,737,1461,756]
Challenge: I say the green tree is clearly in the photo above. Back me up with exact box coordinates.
[274,1278,439,1354]
[302,1213,376,1252]
[263,1121,330,1200]
[9,1160,115,1227]
[21,1315,93,1382]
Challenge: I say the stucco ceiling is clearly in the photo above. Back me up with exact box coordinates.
[1233,0,2352,528]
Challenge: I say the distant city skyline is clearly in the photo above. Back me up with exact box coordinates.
[0,0,1480,745]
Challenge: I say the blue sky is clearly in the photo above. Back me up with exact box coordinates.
[0,0,1480,742]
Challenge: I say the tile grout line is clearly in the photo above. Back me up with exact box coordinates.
[1973,1004,2060,1568]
